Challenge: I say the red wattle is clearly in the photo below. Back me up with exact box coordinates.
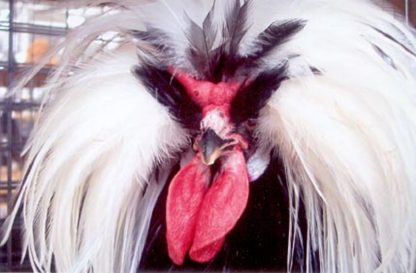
[166,157,210,265]
[189,150,249,262]
[166,150,249,265]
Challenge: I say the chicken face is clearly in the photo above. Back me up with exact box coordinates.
[133,2,305,265]
[134,63,290,265]
[165,71,250,265]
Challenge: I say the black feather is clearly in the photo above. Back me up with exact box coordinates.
[202,3,217,49]
[309,65,322,75]
[185,1,220,80]
[133,64,202,130]
[247,20,306,60]
[230,64,288,124]
[223,0,250,54]
[185,13,217,79]
[369,25,416,57]
[185,0,252,82]
[208,45,243,82]
[370,42,398,70]
[185,1,217,53]
[210,0,250,81]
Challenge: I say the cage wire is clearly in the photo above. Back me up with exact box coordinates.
[0,0,414,272]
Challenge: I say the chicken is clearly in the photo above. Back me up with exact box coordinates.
[2,0,416,273]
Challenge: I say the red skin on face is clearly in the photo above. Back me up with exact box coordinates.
[173,71,241,109]
[166,71,251,265]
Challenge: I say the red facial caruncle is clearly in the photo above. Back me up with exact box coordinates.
[165,71,250,265]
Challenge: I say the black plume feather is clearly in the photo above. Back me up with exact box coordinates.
[134,64,202,130]
[247,20,306,60]
[223,0,251,54]
[209,0,250,80]
[186,0,252,82]
[185,2,218,80]
[230,63,288,124]
[202,4,217,50]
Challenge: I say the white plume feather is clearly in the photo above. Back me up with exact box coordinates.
[258,1,416,272]
[2,47,188,273]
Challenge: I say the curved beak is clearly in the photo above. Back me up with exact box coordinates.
[198,129,230,165]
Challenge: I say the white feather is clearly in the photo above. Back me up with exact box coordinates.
[2,47,188,273]
[258,1,416,272]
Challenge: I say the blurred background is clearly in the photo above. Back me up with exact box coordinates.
[0,0,414,271]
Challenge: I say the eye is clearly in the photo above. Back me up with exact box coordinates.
[229,64,288,124]
[134,64,202,130]
[232,118,255,140]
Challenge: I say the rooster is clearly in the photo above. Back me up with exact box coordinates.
[2,0,416,272]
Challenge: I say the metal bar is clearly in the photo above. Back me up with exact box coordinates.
[405,0,410,25]
[0,143,27,152]
[6,0,14,269]
[0,22,67,36]
[0,101,40,109]
[0,182,21,190]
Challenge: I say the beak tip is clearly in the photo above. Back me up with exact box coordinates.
[201,153,218,166]
[198,129,225,165]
